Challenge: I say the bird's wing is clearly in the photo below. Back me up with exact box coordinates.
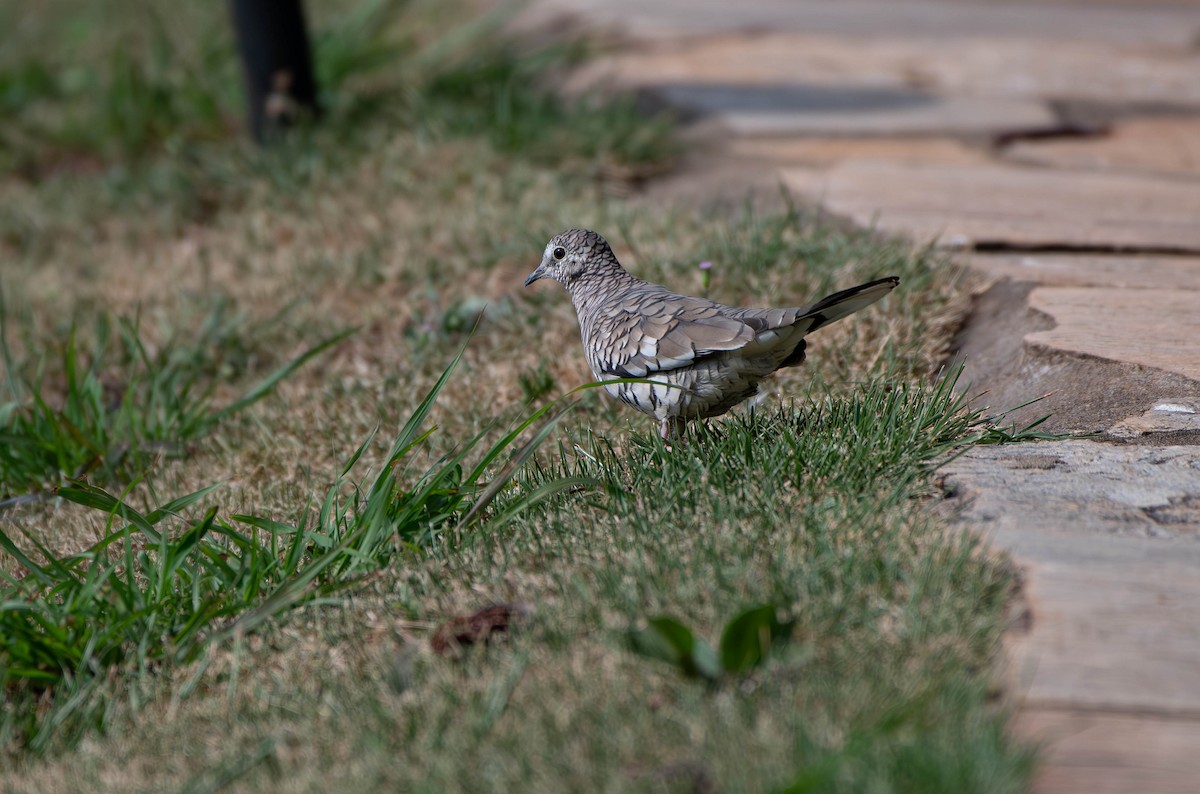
[592,290,759,378]
[591,277,900,378]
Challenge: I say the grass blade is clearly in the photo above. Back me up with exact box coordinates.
[206,328,356,426]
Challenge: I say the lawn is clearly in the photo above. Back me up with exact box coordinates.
[1,1,1036,791]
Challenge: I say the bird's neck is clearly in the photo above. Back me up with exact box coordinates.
[566,266,639,314]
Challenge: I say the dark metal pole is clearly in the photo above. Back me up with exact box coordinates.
[229,0,319,143]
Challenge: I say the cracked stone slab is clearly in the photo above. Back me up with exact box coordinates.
[1110,401,1200,440]
[941,441,1200,717]
[783,161,1200,251]
[1004,118,1200,178]
[952,280,1200,436]
[1025,287,1200,383]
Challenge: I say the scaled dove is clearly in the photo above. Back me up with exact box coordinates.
[524,229,899,438]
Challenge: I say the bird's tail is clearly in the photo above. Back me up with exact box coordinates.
[801,276,899,332]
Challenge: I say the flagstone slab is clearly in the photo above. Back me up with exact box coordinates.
[941,442,1200,714]
[1025,287,1200,383]
[537,0,1200,46]
[965,253,1200,290]
[1004,118,1200,177]
[588,33,1200,107]
[1016,709,1200,794]
[783,161,1200,251]
[944,441,1200,793]
[951,280,1200,436]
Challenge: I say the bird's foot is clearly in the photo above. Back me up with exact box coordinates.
[660,418,683,448]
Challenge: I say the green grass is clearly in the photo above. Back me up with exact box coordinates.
[0,300,349,501]
[0,346,587,752]
[429,378,1036,793]
[0,0,1037,790]
[2,364,1036,791]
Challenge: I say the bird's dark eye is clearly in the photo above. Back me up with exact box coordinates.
[552,246,566,261]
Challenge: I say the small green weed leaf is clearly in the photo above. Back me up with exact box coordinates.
[690,637,722,681]
[628,616,721,681]
[629,616,693,666]
[719,604,792,674]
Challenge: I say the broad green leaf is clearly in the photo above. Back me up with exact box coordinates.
[629,615,721,681]
[719,604,792,674]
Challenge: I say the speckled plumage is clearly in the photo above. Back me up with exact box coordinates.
[525,229,899,438]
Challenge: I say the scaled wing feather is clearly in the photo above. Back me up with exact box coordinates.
[603,293,755,377]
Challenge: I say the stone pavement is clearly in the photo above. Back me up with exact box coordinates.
[532,1,1200,790]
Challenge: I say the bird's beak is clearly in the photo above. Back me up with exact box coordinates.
[524,263,547,287]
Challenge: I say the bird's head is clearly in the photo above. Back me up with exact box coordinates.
[524,229,619,289]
